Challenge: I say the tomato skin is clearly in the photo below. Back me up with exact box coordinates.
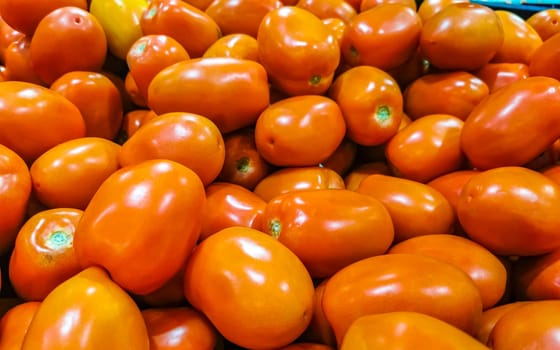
[257,6,340,96]
[461,77,560,170]
[296,0,357,23]
[320,138,357,177]
[184,226,315,349]
[74,159,206,295]
[389,234,508,309]
[340,312,489,350]
[457,166,560,256]
[385,114,465,183]
[300,280,336,347]
[427,169,480,213]
[278,344,334,350]
[4,36,44,85]
[416,0,469,23]
[492,10,542,65]
[30,137,121,210]
[527,9,560,41]
[360,0,417,12]
[118,112,225,186]
[201,182,267,241]
[403,71,489,121]
[21,267,150,349]
[529,32,560,81]
[344,162,391,191]
[356,174,455,242]
[203,33,260,61]
[321,18,345,47]
[474,62,529,93]
[0,81,86,164]
[142,307,218,350]
[512,249,560,300]
[0,301,40,350]
[420,3,504,71]
[475,302,530,344]
[254,95,346,167]
[253,166,345,202]
[124,71,147,108]
[148,57,270,134]
[323,253,483,344]
[0,15,24,63]
[0,144,31,255]
[329,65,403,146]
[262,189,394,278]
[341,4,422,71]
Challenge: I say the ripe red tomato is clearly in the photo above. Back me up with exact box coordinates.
[74,159,206,295]
[529,32,560,81]
[491,10,542,65]
[184,226,315,349]
[4,36,43,85]
[526,8,560,41]
[278,344,335,350]
[475,302,529,344]
[0,301,40,350]
[427,169,480,213]
[296,0,357,23]
[321,17,346,47]
[320,138,358,177]
[0,15,23,63]
[344,162,392,191]
[203,33,260,61]
[474,62,529,93]
[512,249,560,300]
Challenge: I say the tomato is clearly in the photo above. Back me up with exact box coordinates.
[141,0,221,58]
[0,81,85,164]
[322,253,483,344]
[416,0,469,23]
[427,169,480,213]
[142,307,218,350]
[21,267,149,349]
[184,226,315,349]
[385,114,464,183]
[184,0,214,10]
[329,65,403,146]
[127,34,190,102]
[296,0,356,23]
[403,71,489,121]
[461,77,560,170]
[205,0,282,38]
[319,138,357,177]
[488,300,560,349]
[321,18,345,47]
[124,71,147,108]
[543,164,560,185]
[457,166,560,256]
[3,36,43,85]
[148,57,270,134]
[491,10,542,65]
[360,0,416,11]
[203,33,260,61]
[29,137,120,210]
[386,49,430,89]
[0,15,23,64]
[356,174,455,242]
[277,344,334,350]
[254,95,346,167]
[217,127,272,190]
[262,189,394,278]
[0,301,40,350]
[135,264,186,308]
[120,109,157,139]
[341,312,489,350]
[344,161,391,191]
[29,7,107,85]
[389,234,508,309]
[527,8,560,41]
[512,249,560,300]
[257,6,340,96]
[201,182,266,241]
[420,3,504,71]
[529,32,560,81]
[0,0,87,36]
[74,159,206,295]
[300,280,336,347]
[50,71,124,140]
[8,208,82,301]
[474,62,529,93]
[475,302,530,344]
[342,4,421,71]
[0,144,31,255]
[253,166,345,202]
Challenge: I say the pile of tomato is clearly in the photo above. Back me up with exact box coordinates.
[1,0,560,348]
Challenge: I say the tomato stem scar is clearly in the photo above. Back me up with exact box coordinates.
[46,230,73,250]
[236,157,251,174]
[269,219,282,239]
[376,105,391,123]
[349,46,358,58]
[309,75,321,86]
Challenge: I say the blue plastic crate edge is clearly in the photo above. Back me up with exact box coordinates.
[470,0,559,12]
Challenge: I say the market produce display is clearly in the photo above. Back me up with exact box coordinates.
[1,0,560,349]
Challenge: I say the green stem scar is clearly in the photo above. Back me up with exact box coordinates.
[349,46,359,58]
[269,219,282,239]
[376,105,391,123]
[236,157,250,174]
[46,230,73,250]
[309,75,321,86]
[145,6,157,19]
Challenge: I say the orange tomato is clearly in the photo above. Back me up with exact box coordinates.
[50,71,124,140]
[9,208,83,301]
[386,49,430,89]
[120,109,157,139]
[344,161,392,191]
[254,95,346,167]
[340,312,489,350]
[323,253,483,344]
[319,138,358,177]
[526,8,560,41]
[29,6,107,85]
[74,159,206,295]
[356,174,455,242]
[529,32,560,81]
[142,307,218,350]
[385,113,465,183]
[203,33,260,61]
[3,36,43,85]
[124,71,147,108]
[0,81,86,164]
[341,4,421,70]
[457,166,560,256]
[21,267,150,349]
[262,189,394,278]
[512,249,560,300]
[427,169,480,213]
[360,0,417,12]
[29,137,121,210]
[136,265,187,308]
[253,166,345,202]
[296,0,356,23]
[492,10,542,65]
[148,57,270,134]
[300,280,336,347]
[184,0,214,10]
[0,15,23,64]
[475,302,530,344]
[0,301,40,350]
[257,6,340,96]
[329,65,404,146]
[474,62,529,93]
[184,226,315,349]
[321,18,346,47]
[416,0,469,23]
[278,344,335,350]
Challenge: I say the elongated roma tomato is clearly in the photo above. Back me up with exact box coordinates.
[475,302,530,344]
[0,81,85,164]
[262,189,394,278]
[148,57,269,133]
[341,312,489,350]
[527,9,560,41]
[529,32,560,81]
[457,166,560,256]
[184,226,315,349]
[0,301,40,350]
[461,76,560,170]
[296,0,357,23]
[203,33,260,61]
[427,169,480,213]
[74,159,206,295]
[491,10,542,65]
[21,267,149,349]
[257,6,340,96]
[474,62,529,93]
[512,249,560,300]
[323,253,483,344]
